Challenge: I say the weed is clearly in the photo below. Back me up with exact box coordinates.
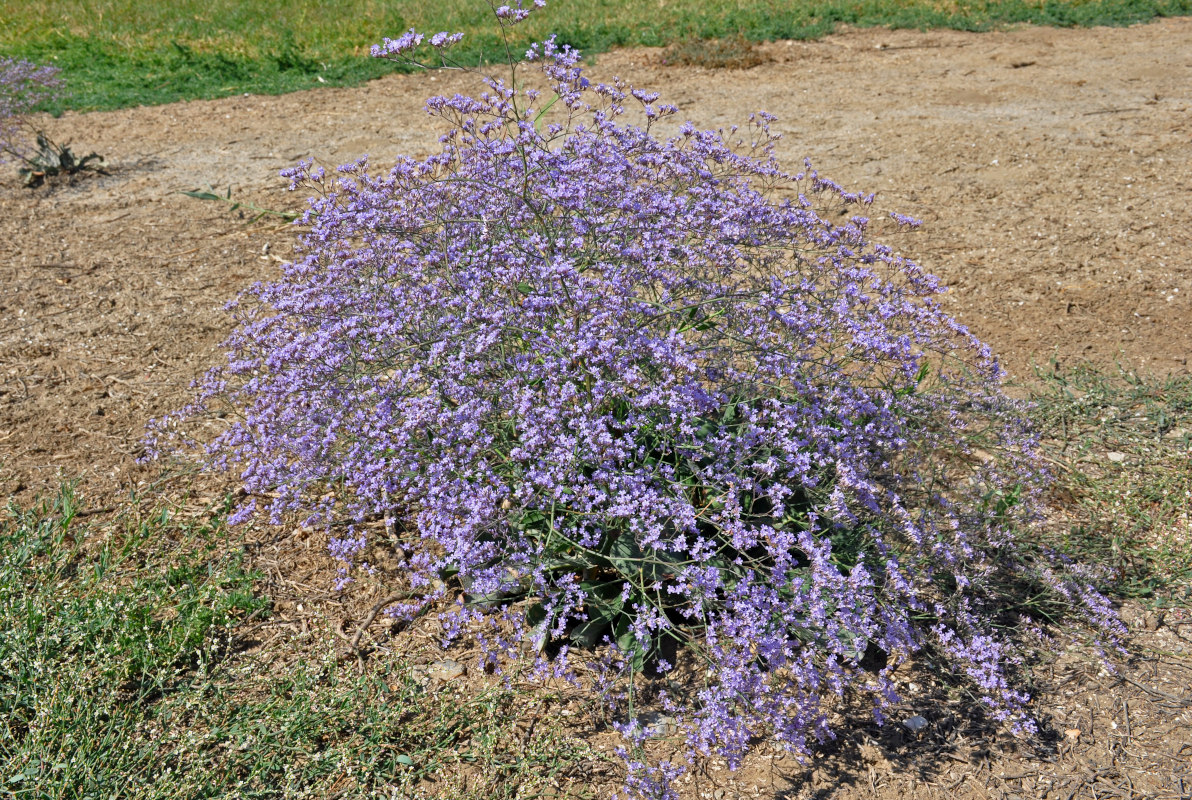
[181,184,301,223]
[15,129,105,186]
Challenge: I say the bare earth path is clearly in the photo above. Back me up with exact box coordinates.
[0,18,1189,800]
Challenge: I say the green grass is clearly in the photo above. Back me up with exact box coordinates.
[1,0,1190,111]
[0,488,597,799]
[1028,362,1192,607]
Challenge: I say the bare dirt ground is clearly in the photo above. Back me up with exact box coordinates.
[1,17,1190,800]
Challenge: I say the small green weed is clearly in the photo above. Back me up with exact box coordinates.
[181,184,301,223]
[1028,362,1192,607]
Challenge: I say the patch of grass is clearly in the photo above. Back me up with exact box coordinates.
[1027,362,1192,607]
[0,487,599,798]
[1,0,1189,111]
[0,487,264,795]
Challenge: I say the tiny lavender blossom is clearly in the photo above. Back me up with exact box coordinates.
[430,31,465,49]
[154,11,1121,798]
[0,57,61,163]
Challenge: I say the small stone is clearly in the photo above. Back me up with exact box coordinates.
[427,659,466,682]
[640,712,679,738]
[1106,451,1126,463]
[1144,610,1165,631]
[903,715,929,732]
[1064,728,1081,741]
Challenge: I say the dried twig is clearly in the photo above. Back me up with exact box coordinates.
[337,591,416,653]
[74,504,118,518]
[1116,673,1190,706]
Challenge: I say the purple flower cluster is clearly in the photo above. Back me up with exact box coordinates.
[496,0,547,24]
[615,755,684,800]
[0,57,60,162]
[156,14,1120,796]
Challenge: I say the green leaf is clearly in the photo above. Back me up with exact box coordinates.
[580,579,624,601]
[570,616,611,648]
[613,616,648,672]
[693,307,726,331]
[532,93,560,133]
[895,360,932,398]
[516,510,546,530]
[915,360,931,385]
[525,602,547,628]
[994,483,1023,518]
[181,189,225,201]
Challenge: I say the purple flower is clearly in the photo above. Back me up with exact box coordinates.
[494,4,531,23]
[371,29,423,58]
[152,19,1122,798]
[430,31,465,49]
[0,57,61,162]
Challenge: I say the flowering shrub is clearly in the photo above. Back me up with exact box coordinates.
[159,4,1120,794]
[0,57,60,162]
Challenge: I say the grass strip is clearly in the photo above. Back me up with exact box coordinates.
[1,0,1189,111]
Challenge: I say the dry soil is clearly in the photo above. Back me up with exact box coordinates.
[1,18,1190,800]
